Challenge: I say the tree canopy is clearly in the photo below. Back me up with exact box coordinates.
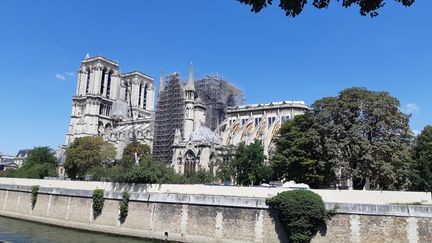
[228,140,272,186]
[271,113,335,188]
[410,126,432,192]
[2,147,58,179]
[239,0,415,17]
[272,87,412,190]
[65,136,116,179]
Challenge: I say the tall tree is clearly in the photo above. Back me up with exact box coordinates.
[232,140,272,186]
[271,113,335,188]
[312,88,412,190]
[239,0,415,17]
[272,87,412,190]
[410,126,432,192]
[65,136,116,179]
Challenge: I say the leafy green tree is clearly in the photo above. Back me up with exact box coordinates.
[119,143,151,167]
[239,0,415,17]
[271,113,335,188]
[410,126,432,192]
[216,145,237,182]
[313,88,412,190]
[3,147,58,179]
[232,140,272,186]
[65,136,116,179]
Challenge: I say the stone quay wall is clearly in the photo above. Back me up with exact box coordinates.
[0,178,431,243]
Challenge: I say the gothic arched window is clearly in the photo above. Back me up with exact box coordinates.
[100,68,106,95]
[143,85,148,109]
[138,83,143,107]
[184,150,196,175]
[106,71,112,98]
[86,68,91,94]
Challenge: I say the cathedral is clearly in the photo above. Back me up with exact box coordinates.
[65,55,155,158]
[66,55,309,175]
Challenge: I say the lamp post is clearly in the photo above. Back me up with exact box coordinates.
[121,80,139,165]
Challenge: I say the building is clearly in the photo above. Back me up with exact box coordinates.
[194,75,244,131]
[14,149,31,167]
[216,101,310,158]
[66,55,155,158]
[0,155,17,171]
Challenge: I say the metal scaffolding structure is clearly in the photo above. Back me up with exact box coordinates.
[195,74,244,131]
[153,73,186,163]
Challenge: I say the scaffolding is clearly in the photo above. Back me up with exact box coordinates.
[153,73,186,163]
[195,75,244,131]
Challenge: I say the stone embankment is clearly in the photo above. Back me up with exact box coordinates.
[0,178,431,242]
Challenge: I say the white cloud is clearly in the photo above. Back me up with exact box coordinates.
[412,129,420,136]
[55,74,66,81]
[401,103,419,114]
[65,72,74,76]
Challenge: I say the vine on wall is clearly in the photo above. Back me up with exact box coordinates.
[92,189,105,218]
[119,191,130,223]
[31,185,39,209]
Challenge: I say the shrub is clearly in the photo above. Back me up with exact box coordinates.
[266,190,331,243]
[31,185,39,209]
[119,191,130,223]
[92,189,105,218]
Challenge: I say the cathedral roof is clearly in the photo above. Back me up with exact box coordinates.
[189,126,221,144]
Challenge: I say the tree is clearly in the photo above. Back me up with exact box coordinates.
[410,126,432,192]
[311,88,412,190]
[216,145,237,182]
[239,0,415,17]
[65,136,116,179]
[271,113,335,188]
[231,140,272,186]
[3,147,58,179]
[119,143,151,167]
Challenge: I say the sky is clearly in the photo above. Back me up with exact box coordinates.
[0,0,431,155]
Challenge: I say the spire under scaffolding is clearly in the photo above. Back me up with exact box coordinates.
[153,73,186,163]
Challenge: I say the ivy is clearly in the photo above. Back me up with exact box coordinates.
[31,185,39,209]
[92,189,105,218]
[119,191,130,223]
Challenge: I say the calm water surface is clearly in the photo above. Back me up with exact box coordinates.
[0,216,156,243]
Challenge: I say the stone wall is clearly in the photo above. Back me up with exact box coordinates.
[0,181,431,242]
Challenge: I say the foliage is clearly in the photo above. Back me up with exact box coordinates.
[266,190,330,243]
[92,189,105,218]
[216,145,237,182]
[410,126,432,192]
[31,185,39,209]
[65,136,116,179]
[119,191,130,223]
[272,87,412,190]
[228,140,272,186]
[271,113,335,188]
[119,143,151,167]
[2,147,58,179]
[238,0,415,17]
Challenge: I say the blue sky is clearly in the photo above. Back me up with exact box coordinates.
[0,0,431,155]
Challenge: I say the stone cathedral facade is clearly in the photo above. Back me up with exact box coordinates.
[66,55,155,158]
[65,55,309,175]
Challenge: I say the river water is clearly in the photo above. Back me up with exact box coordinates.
[0,216,157,243]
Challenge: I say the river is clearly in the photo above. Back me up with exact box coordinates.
[0,216,157,243]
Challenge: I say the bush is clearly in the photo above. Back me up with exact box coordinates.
[119,191,130,223]
[92,189,105,218]
[266,190,331,243]
[31,185,39,209]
